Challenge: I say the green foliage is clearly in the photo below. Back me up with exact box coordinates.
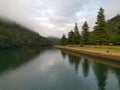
[60,23,81,45]
[74,23,81,44]
[60,34,67,45]
[107,15,120,45]
[0,18,51,49]
[61,8,120,45]
[82,21,89,45]
[67,30,75,44]
[93,7,109,45]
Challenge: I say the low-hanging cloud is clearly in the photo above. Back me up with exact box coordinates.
[0,0,120,38]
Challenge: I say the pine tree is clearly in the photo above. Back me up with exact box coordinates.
[67,30,75,44]
[82,21,89,45]
[74,23,81,44]
[60,34,67,45]
[93,7,109,45]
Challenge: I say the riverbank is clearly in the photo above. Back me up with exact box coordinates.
[54,45,120,62]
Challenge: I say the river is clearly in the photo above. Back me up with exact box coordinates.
[0,48,120,90]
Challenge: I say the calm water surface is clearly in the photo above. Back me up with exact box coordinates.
[0,48,120,90]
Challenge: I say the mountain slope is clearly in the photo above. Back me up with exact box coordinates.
[107,14,120,34]
[0,18,51,49]
[107,15,120,45]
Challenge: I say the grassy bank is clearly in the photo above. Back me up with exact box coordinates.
[54,45,120,62]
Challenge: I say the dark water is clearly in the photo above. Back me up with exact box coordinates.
[0,48,120,90]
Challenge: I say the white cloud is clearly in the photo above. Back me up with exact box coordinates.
[0,0,120,38]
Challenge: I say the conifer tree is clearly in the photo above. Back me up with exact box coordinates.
[93,7,109,45]
[82,21,89,45]
[60,34,67,45]
[74,23,81,44]
[67,30,75,44]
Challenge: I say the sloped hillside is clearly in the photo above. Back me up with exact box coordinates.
[107,15,120,45]
[0,18,51,49]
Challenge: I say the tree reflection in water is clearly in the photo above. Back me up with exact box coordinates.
[82,59,90,77]
[67,54,81,74]
[61,51,120,90]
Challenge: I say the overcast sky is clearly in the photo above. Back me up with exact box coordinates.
[0,0,120,38]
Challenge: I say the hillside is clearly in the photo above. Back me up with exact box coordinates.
[47,36,60,44]
[0,18,51,49]
[107,15,120,45]
[107,14,120,34]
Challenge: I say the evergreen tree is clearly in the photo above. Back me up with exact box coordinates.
[82,21,89,45]
[60,34,67,45]
[74,23,81,44]
[67,30,75,44]
[93,7,109,45]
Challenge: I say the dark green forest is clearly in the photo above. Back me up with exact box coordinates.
[60,8,120,45]
[0,18,51,49]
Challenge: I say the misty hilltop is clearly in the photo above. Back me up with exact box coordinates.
[0,18,51,49]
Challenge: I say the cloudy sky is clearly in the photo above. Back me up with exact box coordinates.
[0,0,120,38]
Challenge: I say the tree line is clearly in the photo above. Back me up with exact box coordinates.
[60,7,120,45]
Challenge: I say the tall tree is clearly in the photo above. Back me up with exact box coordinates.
[67,30,75,44]
[60,34,67,45]
[74,23,81,44]
[82,21,89,45]
[93,7,109,45]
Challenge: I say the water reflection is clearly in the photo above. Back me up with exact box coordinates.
[68,54,81,74]
[112,67,120,88]
[61,50,120,90]
[0,48,44,75]
[82,59,90,77]
[60,51,67,59]
[93,62,108,90]
[0,48,119,90]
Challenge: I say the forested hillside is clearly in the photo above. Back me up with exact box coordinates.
[107,15,120,45]
[0,18,51,49]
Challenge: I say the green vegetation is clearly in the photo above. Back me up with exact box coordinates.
[107,15,120,45]
[0,18,51,49]
[81,21,89,45]
[67,30,75,44]
[93,7,109,45]
[62,23,81,45]
[60,34,67,45]
[60,7,120,46]
[74,23,81,44]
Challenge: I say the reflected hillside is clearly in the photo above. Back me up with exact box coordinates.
[0,48,44,74]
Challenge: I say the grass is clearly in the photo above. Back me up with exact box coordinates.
[54,45,120,63]
[68,45,120,56]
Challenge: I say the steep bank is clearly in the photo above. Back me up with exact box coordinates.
[54,45,120,62]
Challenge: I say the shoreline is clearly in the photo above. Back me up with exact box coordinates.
[54,45,120,62]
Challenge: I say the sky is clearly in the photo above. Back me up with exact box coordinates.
[0,0,120,38]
